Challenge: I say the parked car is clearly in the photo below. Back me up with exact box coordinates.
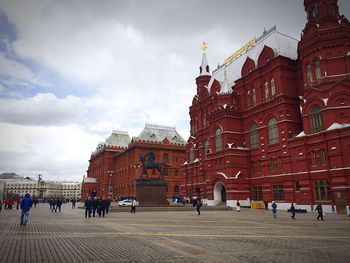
[118,199,132,206]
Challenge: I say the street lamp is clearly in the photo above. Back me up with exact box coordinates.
[37,174,42,199]
[108,170,114,199]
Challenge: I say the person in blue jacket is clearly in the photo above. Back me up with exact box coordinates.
[20,193,33,226]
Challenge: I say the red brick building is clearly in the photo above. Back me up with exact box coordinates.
[181,0,350,214]
[83,125,186,199]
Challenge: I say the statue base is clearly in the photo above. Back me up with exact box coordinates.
[136,177,169,206]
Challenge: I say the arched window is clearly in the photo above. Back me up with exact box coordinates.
[189,147,194,162]
[264,81,269,100]
[163,153,169,164]
[204,140,210,160]
[271,78,275,97]
[310,105,323,133]
[268,118,279,144]
[307,64,313,85]
[215,128,222,152]
[247,90,251,107]
[252,88,256,105]
[315,61,321,82]
[250,125,259,149]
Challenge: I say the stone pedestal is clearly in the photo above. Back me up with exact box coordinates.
[136,177,169,206]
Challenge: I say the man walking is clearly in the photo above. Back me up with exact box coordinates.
[20,193,33,226]
[264,199,268,210]
[290,203,296,220]
[84,197,92,218]
[271,201,277,219]
[316,204,324,221]
[130,198,137,213]
[196,197,202,215]
[92,197,99,217]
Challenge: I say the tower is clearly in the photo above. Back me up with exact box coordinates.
[298,0,350,134]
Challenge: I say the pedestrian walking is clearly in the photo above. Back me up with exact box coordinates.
[196,197,202,215]
[290,203,296,220]
[130,198,137,213]
[98,197,106,217]
[0,199,2,213]
[271,201,277,219]
[57,199,62,212]
[315,204,324,221]
[92,197,99,217]
[264,199,268,210]
[236,201,241,212]
[51,199,57,212]
[71,199,76,209]
[84,197,92,218]
[20,193,33,226]
[105,199,110,214]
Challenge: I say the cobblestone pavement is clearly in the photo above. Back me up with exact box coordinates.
[0,203,350,263]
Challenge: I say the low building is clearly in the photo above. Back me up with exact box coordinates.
[1,177,81,200]
[84,124,187,199]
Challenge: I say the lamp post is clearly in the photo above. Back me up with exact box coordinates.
[108,170,114,199]
[37,174,42,199]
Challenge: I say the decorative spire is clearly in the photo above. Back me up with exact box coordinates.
[218,69,232,94]
[199,41,211,76]
[201,41,208,53]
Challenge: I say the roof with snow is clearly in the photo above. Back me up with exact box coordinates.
[134,124,186,145]
[83,177,97,183]
[213,26,298,91]
[93,130,130,155]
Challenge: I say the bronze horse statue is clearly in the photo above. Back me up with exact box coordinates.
[140,152,168,179]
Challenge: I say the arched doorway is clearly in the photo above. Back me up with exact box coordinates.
[214,182,227,205]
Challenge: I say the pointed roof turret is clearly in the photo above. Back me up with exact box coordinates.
[199,42,211,76]
[217,69,232,94]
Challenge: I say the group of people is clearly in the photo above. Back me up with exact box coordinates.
[0,194,34,225]
[84,197,111,218]
[270,201,325,221]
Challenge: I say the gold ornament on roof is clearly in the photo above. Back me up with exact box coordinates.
[201,41,208,53]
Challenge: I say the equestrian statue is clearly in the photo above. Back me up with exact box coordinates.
[139,152,168,179]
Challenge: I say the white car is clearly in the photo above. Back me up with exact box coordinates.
[118,199,132,206]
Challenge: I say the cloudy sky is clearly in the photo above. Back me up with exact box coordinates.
[0,0,349,182]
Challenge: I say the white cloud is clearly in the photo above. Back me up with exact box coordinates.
[0,122,101,181]
[0,93,87,125]
[0,53,36,86]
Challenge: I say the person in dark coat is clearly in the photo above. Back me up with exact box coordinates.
[196,198,202,215]
[105,199,110,214]
[84,197,92,218]
[98,197,106,217]
[271,201,277,219]
[316,204,324,221]
[20,193,33,226]
[290,203,296,220]
[92,197,99,217]
[264,200,268,210]
[71,199,76,209]
[51,199,57,212]
[57,199,62,212]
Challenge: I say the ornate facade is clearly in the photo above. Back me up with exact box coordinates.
[181,0,350,214]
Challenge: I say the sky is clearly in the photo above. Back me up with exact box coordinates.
[0,0,349,182]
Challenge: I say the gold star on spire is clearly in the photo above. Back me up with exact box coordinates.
[201,41,207,53]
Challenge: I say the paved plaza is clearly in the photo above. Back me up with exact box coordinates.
[0,203,350,263]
